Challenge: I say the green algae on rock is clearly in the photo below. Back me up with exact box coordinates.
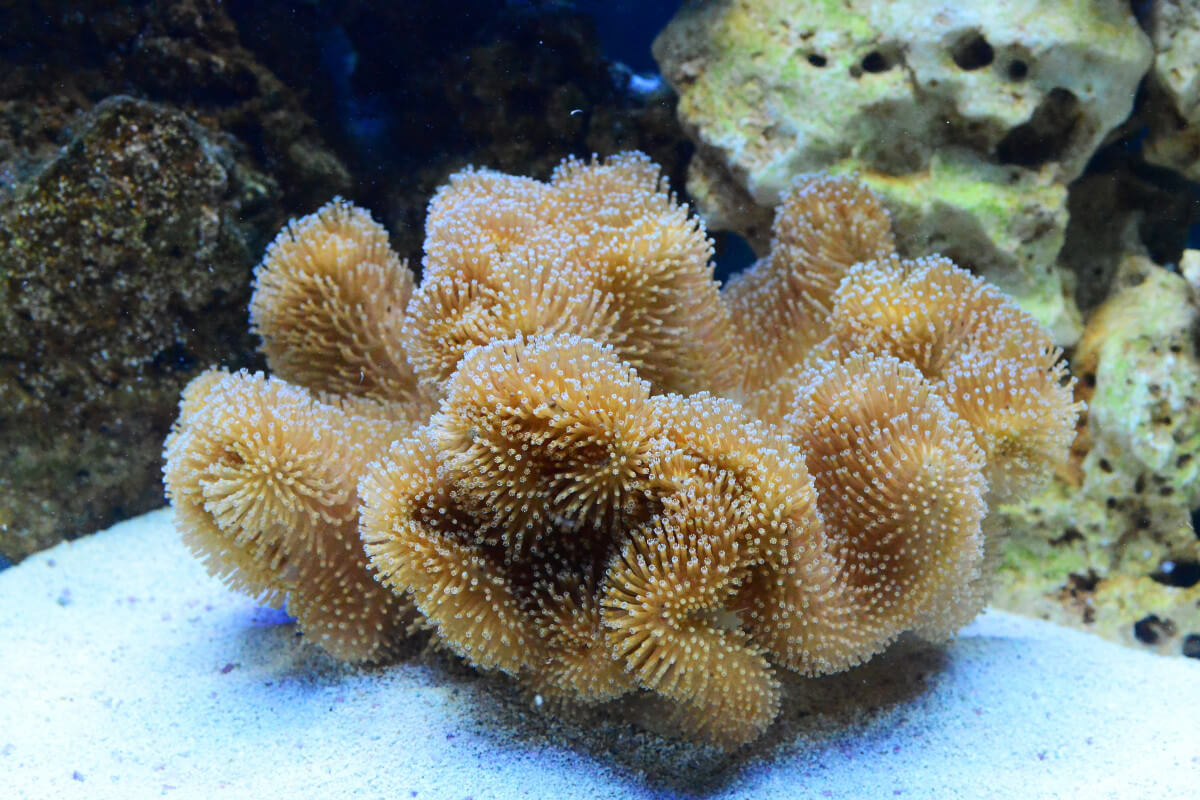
[654,0,1153,344]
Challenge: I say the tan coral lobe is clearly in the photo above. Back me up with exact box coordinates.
[599,455,788,747]
[785,353,988,651]
[403,152,736,396]
[828,256,1082,500]
[432,333,663,553]
[725,173,897,406]
[363,335,807,745]
[251,198,426,407]
[361,435,538,675]
[363,337,654,706]
[546,153,738,394]
[164,369,417,662]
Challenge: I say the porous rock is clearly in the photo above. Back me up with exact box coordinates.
[0,96,276,562]
[1141,0,1200,180]
[654,0,1153,344]
[991,254,1200,657]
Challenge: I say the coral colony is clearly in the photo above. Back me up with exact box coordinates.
[163,152,1080,748]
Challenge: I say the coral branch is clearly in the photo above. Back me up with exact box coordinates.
[403,152,736,396]
[601,471,782,747]
[726,174,897,404]
[785,353,988,653]
[828,256,1082,500]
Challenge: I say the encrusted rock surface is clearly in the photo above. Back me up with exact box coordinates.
[1142,0,1200,180]
[0,0,355,561]
[0,1,353,211]
[0,96,273,561]
[655,0,1153,343]
[992,254,1200,657]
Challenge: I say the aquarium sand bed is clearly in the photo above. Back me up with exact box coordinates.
[0,510,1196,799]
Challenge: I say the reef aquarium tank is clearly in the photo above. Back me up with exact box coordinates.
[1,1,1198,797]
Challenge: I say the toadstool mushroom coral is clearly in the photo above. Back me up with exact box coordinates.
[163,153,1082,748]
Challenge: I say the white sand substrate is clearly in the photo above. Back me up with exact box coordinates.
[1,509,1197,799]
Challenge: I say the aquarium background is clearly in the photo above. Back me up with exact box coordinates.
[2,3,1200,797]
[1,0,1198,665]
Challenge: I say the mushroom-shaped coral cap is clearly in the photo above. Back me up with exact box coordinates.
[422,167,550,284]
[829,256,1082,500]
[250,198,426,407]
[525,571,637,703]
[163,369,416,662]
[364,334,804,745]
[768,173,897,319]
[403,243,618,398]
[165,155,1086,751]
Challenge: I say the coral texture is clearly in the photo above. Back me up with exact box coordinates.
[164,152,1080,747]
[163,369,420,662]
[250,199,426,407]
[403,151,736,395]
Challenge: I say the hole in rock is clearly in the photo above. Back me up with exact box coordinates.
[861,51,890,73]
[996,88,1080,167]
[1133,614,1176,645]
[1183,634,1200,659]
[952,34,994,70]
[1150,560,1200,589]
